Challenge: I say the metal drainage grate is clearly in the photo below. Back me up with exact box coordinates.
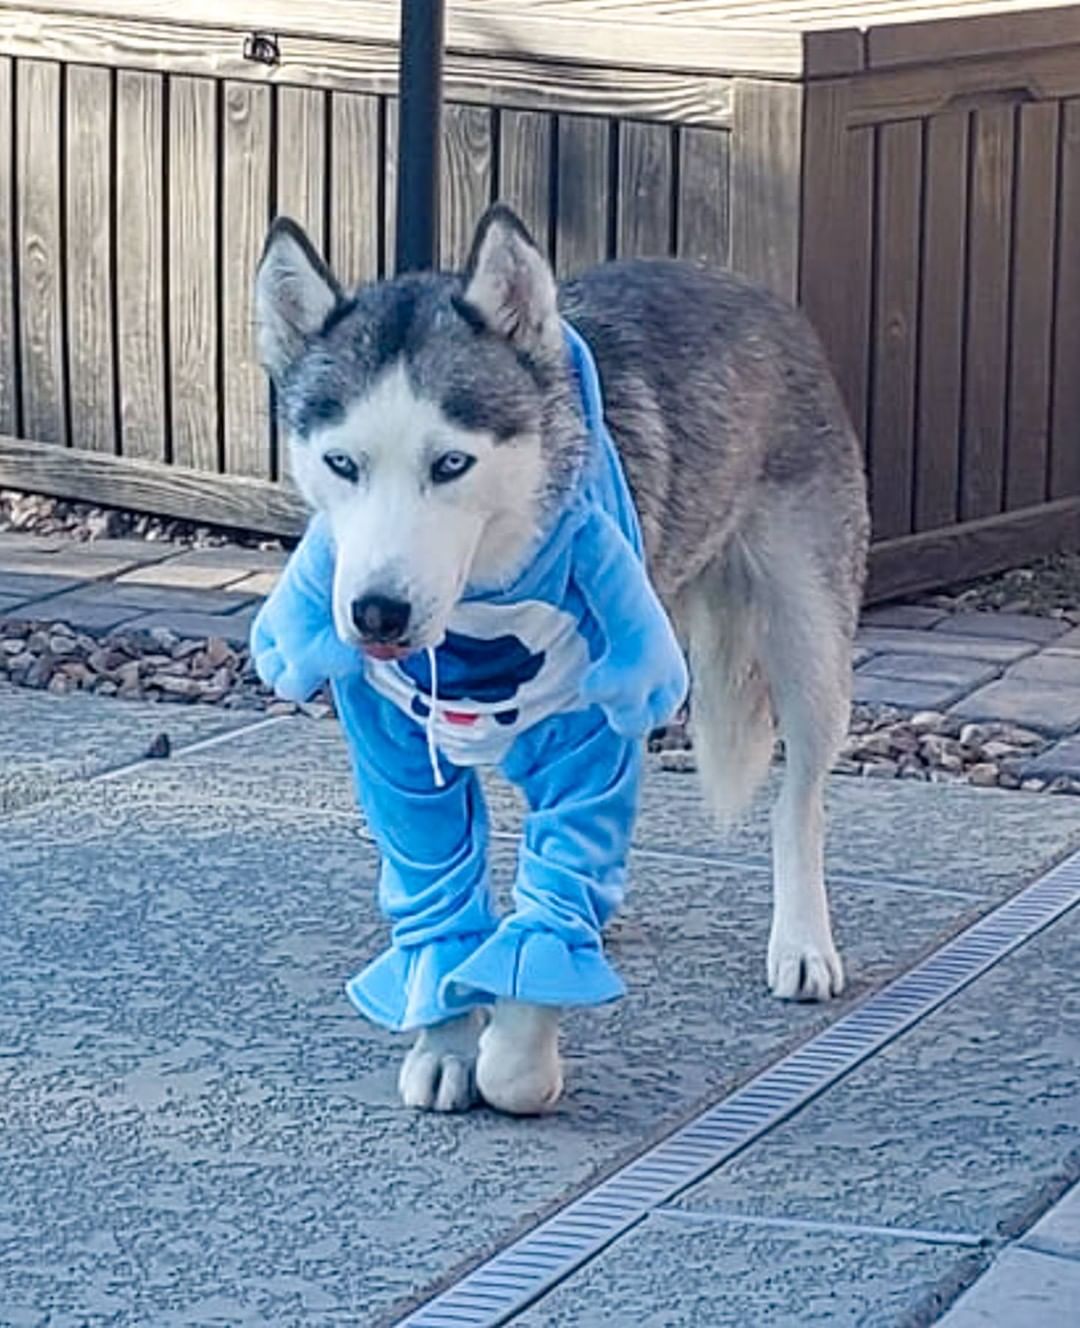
[395,848,1080,1327]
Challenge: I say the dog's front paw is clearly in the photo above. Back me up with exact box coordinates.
[767,929,844,1002]
[476,1001,563,1115]
[398,1010,484,1112]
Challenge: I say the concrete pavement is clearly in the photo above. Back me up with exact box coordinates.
[1,685,1080,1324]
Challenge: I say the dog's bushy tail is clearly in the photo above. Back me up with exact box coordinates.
[681,556,775,830]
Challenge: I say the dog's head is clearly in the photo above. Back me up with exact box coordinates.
[254,205,579,660]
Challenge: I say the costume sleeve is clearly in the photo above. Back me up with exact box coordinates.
[571,507,688,738]
[249,515,363,702]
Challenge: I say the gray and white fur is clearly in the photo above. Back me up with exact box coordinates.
[255,205,869,1114]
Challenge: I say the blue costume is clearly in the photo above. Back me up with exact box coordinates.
[251,325,688,1031]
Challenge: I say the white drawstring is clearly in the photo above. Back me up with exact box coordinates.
[425,646,446,788]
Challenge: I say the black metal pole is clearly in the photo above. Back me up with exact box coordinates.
[395,0,445,274]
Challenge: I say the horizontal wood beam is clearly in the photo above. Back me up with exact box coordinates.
[868,4,1080,71]
[0,436,308,537]
[866,497,1080,603]
[0,10,734,127]
[2,0,816,80]
[846,42,1080,126]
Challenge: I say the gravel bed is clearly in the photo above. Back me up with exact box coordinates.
[1,615,1074,793]
[649,707,1076,794]
[0,488,290,551]
[0,618,330,721]
[917,551,1080,620]
[3,488,1079,793]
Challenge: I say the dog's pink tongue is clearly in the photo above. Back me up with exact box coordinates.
[364,644,408,662]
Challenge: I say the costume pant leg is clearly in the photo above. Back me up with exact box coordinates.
[332,673,499,1032]
[442,706,642,1008]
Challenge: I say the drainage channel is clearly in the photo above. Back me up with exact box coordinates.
[394,846,1080,1328]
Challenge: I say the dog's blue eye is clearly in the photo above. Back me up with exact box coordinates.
[431,451,475,485]
[324,451,359,483]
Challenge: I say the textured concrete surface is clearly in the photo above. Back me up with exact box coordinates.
[519,910,1080,1328]
[671,907,1080,1240]
[0,683,258,813]
[113,716,1080,899]
[2,691,1080,1326]
[513,1212,983,1327]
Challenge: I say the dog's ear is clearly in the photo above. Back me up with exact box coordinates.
[255,217,342,383]
[460,204,561,357]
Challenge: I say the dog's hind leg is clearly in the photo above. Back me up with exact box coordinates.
[685,515,854,1001]
[683,552,775,831]
[755,527,854,1002]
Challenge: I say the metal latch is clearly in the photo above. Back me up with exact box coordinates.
[243,32,281,66]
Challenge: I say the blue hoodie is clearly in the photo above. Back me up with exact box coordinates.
[251,323,688,1030]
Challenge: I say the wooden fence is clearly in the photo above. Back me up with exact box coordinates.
[1,0,1079,602]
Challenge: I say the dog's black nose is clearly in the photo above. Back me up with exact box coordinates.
[351,593,412,642]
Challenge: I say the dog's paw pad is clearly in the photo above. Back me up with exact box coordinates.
[399,1049,476,1112]
[768,940,844,1002]
[476,1003,563,1116]
[398,1013,483,1113]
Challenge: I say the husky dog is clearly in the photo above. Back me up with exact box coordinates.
[253,204,869,1115]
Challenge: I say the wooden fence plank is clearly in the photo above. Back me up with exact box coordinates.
[915,110,967,532]
[839,124,874,447]
[801,83,872,444]
[617,119,672,259]
[870,118,921,540]
[676,125,729,268]
[441,102,492,269]
[276,85,325,249]
[730,79,802,301]
[961,103,1014,521]
[222,79,271,478]
[329,90,380,286]
[0,56,16,437]
[384,96,397,273]
[65,63,114,454]
[115,69,165,461]
[554,114,609,278]
[1051,99,1080,500]
[16,58,65,446]
[498,108,552,257]
[168,74,218,473]
[1006,100,1058,511]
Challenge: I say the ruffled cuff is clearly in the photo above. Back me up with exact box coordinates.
[345,931,495,1032]
[440,921,625,1008]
